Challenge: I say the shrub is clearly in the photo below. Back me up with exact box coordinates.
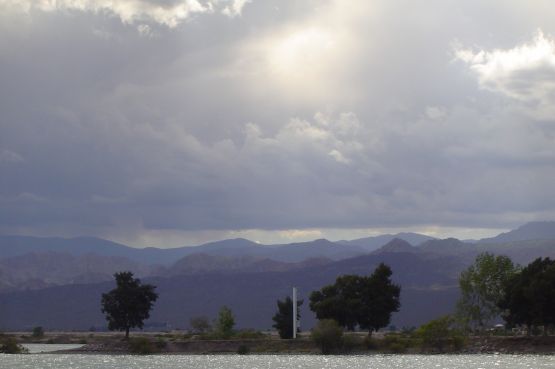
[363,335,378,350]
[0,338,28,354]
[237,344,250,354]
[129,337,157,354]
[341,334,363,352]
[234,329,265,339]
[416,315,466,352]
[311,319,343,354]
[382,334,411,353]
[155,337,167,349]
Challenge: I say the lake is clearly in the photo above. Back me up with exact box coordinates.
[1,354,554,369]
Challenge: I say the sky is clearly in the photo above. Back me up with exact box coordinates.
[1,0,554,247]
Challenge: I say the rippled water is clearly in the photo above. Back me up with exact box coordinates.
[1,354,554,369]
[22,344,85,354]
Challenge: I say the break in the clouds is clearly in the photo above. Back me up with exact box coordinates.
[1,0,554,246]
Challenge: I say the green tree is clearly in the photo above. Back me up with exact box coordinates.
[101,271,158,339]
[215,305,235,338]
[272,296,303,339]
[457,253,517,331]
[309,263,400,335]
[311,319,344,354]
[358,263,401,334]
[499,257,555,335]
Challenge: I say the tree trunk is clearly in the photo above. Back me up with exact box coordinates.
[125,327,130,339]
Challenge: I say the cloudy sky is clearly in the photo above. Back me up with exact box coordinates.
[1,0,554,247]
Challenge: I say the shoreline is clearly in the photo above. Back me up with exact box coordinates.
[8,332,555,355]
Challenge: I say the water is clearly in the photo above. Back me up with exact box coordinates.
[1,354,554,369]
[22,344,85,354]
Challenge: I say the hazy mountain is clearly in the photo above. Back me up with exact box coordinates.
[419,238,475,255]
[338,232,436,251]
[3,232,555,331]
[475,239,555,265]
[372,238,419,254]
[0,249,464,331]
[0,235,365,266]
[478,221,555,243]
[0,251,156,292]
[166,253,332,276]
[0,236,137,259]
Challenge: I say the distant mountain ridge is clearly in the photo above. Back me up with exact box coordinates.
[0,236,363,265]
[1,221,555,330]
[1,221,554,292]
[478,221,555,243]
[337,232,436,251]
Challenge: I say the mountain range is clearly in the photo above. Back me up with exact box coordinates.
[0,221,554,330]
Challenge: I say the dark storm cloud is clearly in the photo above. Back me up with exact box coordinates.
[0,0,554,245]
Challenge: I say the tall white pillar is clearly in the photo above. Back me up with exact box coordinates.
[292,287,297,339]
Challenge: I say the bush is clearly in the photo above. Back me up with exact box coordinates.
[311,319,343,354]
[129,337,157,355]
[237,344,250,355]
[382,334,412,353]
[32,326,44,338]
[0,338,28,354]
[416,316,466,352]
[341,334,363,352]
[234,329,265,339]
[363,335,378,350]
[155,337,167,349]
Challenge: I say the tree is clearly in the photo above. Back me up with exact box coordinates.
[309,263,400,335]
[189,316,212,334]
[272,296,303,339]
[457,253,517,331]
[215,305,235,338]
[32,326,44,338]
[101,271,158,339]
[499,257,555,335]
[311,319,344,354]
[358,263,401,334]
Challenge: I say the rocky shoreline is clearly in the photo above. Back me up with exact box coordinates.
[8,332,555,355]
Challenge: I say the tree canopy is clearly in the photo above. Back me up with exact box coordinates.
[499,257,555,334]
[309,263,400,335]
[456,252,517,330]
[215,305,235,338]
[101,271,158,338]
[272,296,303,339]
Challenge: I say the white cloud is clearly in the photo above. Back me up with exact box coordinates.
[0,0,251,27]
[456,30,555,119]
[221,0,250,17]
